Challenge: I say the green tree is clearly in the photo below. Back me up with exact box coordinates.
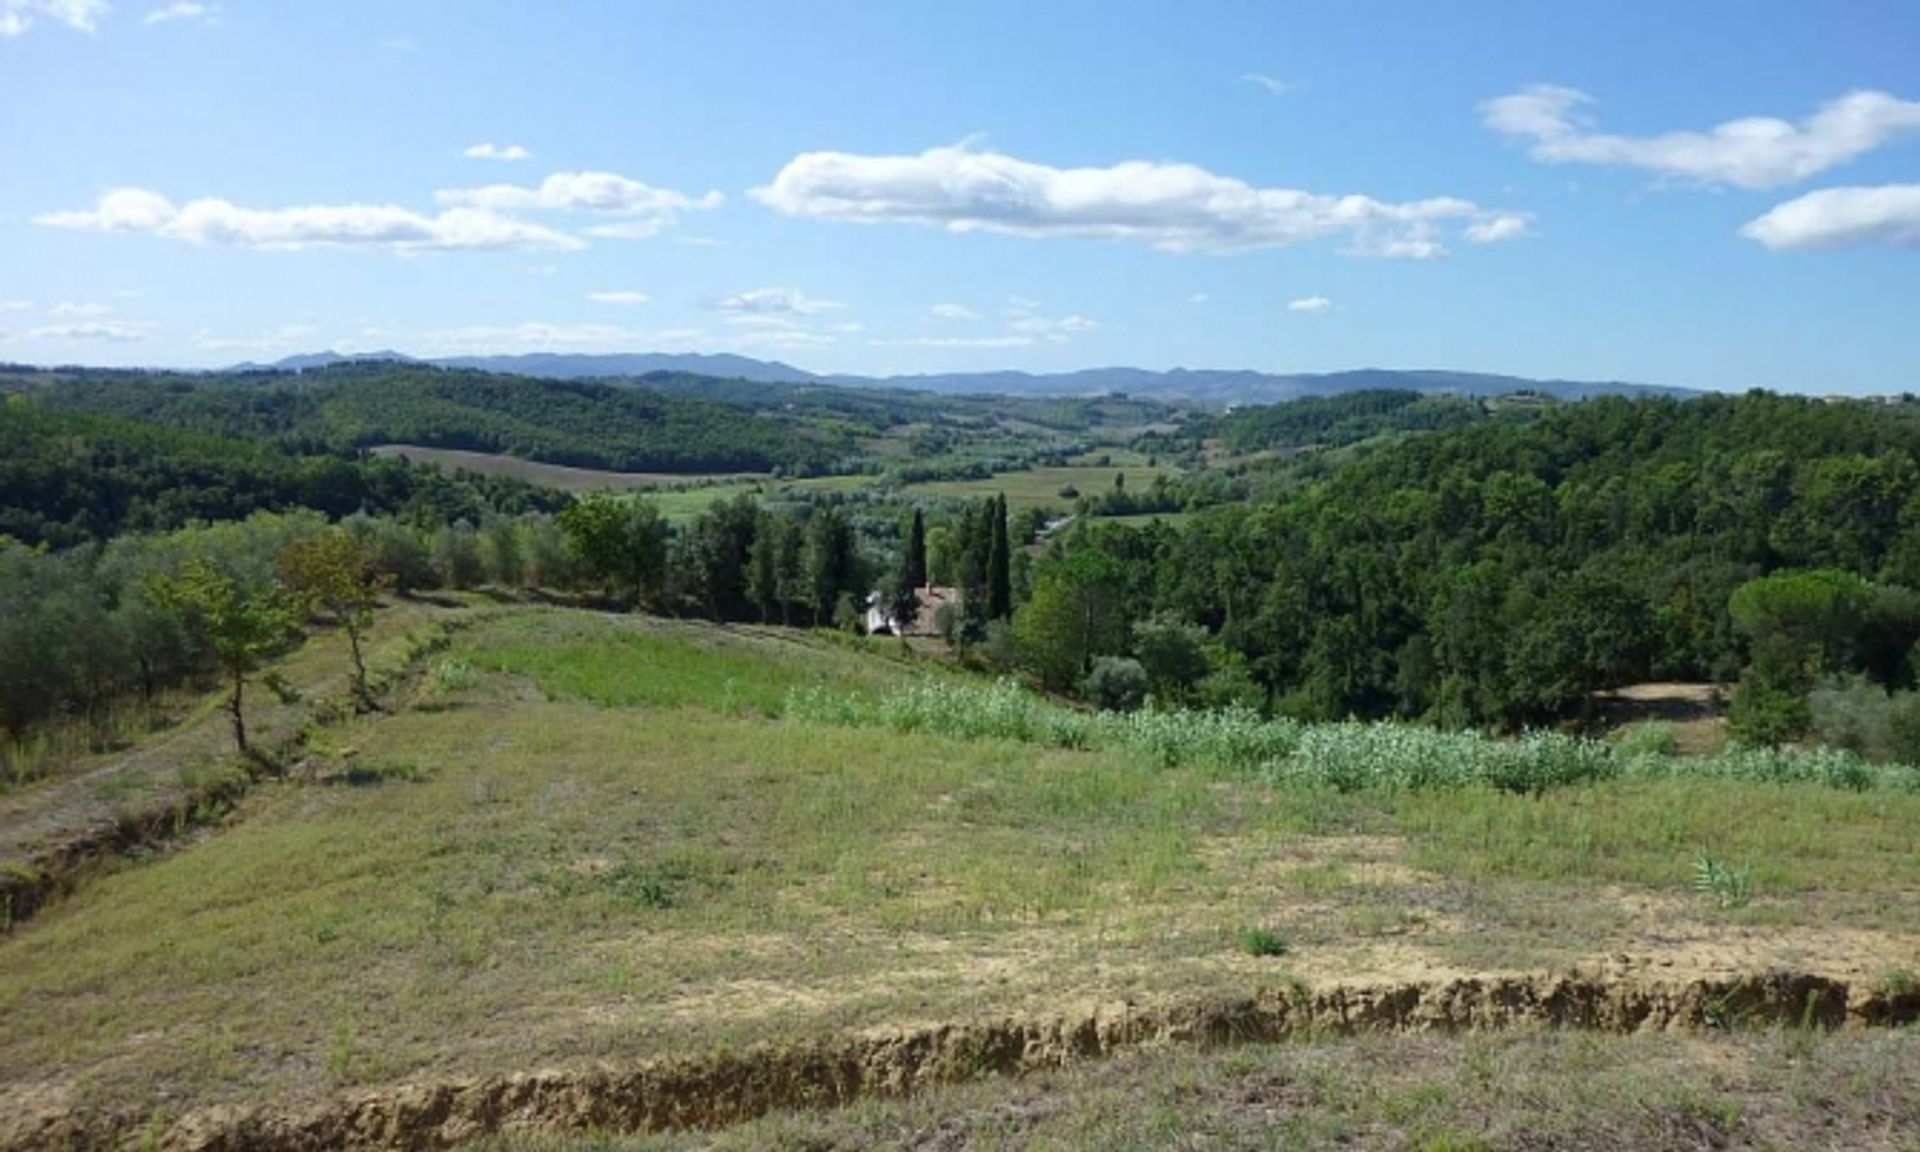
[481,515,524,588]
[1014,550,1130,690]
[925,524,956,587]
[987,494,1012,620]
[747,512,781,623]
[904,508,928,590]
[279,530,389,710]
[1729,569,1878,671]
[1133,614,1212,705]
[803,507,860,627]
[1083,655,1149,712]
[433,521,484,589]
[559,495,669,609]
[147,558,296,754]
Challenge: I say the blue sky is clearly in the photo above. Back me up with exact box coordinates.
[3,0,1918,392]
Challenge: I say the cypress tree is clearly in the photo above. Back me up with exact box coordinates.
[905,509,927,590]
[988,494,1012,619]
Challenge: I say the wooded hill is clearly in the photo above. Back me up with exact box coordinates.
[2,362,853,476]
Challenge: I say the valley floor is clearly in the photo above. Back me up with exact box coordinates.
[2,606,1917,1149]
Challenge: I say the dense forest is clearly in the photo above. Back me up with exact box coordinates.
[0,401,568,547]
[1196,389,1495,453]
[3,363,852,475]
[1041,391,1920,731]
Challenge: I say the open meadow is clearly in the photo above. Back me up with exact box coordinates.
[4,604,1917,1148]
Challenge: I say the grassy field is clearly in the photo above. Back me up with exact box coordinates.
[369,441,1181,522]
[3,606,1918,1145]
[369,445,768,494]
[902,463,1174,509]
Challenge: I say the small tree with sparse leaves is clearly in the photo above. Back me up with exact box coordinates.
[147,558,298,755]
[280,530,390,710]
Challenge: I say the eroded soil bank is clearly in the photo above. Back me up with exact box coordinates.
[12,968,1916,1152]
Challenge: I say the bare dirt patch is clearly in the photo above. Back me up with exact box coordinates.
[1594,681,1728,754]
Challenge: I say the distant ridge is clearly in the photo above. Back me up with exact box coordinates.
[247,350,1697,404]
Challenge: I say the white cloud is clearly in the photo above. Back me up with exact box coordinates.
[145,2,212,25]
[583,219,673,241]
[1463,212,1532,243]
[753,141,1520,258]
[1241,73,1296,97]
[1006,294,1042,312]
[928,302,979,321]
[36,187,583,251]
[0,300,33,312]
[1010,314,1098,338]
[1481,86,1920,190]
[871,335,1037,349]
[13,321,151,343]
[1287,295,1333,313]
[1189,292,1210,304]
[435,171,720,241]
[443,171,720,212]
[1740,184,1920,251]
[1,0,107,37]
[462,142,531,162]
[48,301,110,317]
[377,35,416,52]
[711,287,843,315]
[588,290,651,306]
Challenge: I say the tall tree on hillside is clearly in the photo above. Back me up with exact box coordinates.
[684,494,759,620]
[803,507,860,627]
[558,494,668,609]
[773,515,806,625]
[147,558,297,755]
[747,511,781,624]
[1013,549,1131,691]
[905,509,928,590]
[885,514,924,635]
[988,494,1012,620]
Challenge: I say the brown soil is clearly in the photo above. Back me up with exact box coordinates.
[1592,681,1729,754]
[8,968,1913,1152]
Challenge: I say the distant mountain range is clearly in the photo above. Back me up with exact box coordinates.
[240,350,1699,405]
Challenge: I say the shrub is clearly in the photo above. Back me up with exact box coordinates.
[1083,657,1149,712]
[1887,694,1920,765]
[787,678,1918,795]
[1613,721,1678,758]
[1729,674,1811,746]
[1809,676,1892,757]
[1239,927,1289,957]
[1692,853,1754,909]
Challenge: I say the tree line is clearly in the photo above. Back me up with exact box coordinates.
[1002,391,1920,731]
[7,361,851,475]
[0,400,568,547]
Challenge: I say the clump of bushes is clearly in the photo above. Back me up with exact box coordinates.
[788,677,1920,795]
